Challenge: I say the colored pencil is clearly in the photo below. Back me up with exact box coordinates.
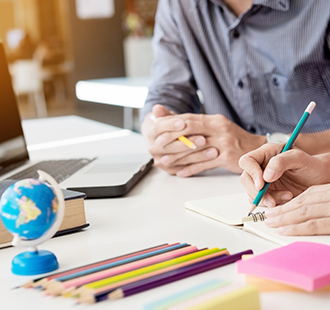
[249,101,316,214]
[52,248,222,298]
[109,249,253,300]
[43,242,189,290]
[46,245,199,296]
[150,114,198,150]
[18,243,170,289]
[78,251,230,304]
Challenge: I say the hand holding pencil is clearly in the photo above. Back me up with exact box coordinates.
[239,101,318,213]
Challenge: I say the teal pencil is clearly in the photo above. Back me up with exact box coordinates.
[249,101,316,214]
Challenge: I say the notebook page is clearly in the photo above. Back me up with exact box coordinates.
[243,221,330,246]
[185,193,265,226]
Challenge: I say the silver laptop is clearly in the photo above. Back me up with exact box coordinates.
[0,42,153,198]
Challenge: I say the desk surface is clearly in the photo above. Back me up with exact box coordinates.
[1,116,330,309]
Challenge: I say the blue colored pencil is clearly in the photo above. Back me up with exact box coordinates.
[249,101,316,214]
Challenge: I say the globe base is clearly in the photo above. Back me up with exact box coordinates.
[12,249,59,275]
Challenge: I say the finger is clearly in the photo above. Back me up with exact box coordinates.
[240,171,259,198]
[239,144,283,191]
[176,158,220,177]
[160,149,192,165]
[265,184,330,219]
[265,198,330,228]
[152,104,172,118]
[276,218,330,236]
[164,148,218,167]
[263,190,293,207]
[263,149,311,182]
[153,119,186,144]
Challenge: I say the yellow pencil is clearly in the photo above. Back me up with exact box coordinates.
[150,114,198,150]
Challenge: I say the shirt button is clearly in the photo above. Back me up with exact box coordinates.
[247,125,256,133]
[237,80,244,88]
[233,29,240,38]
[272,77,279,86]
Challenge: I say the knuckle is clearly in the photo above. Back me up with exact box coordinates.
[306,220,318,234]
[153,158,162,167]
[240,172,248,184]
[294,193,305,208]
[299,205,308,218]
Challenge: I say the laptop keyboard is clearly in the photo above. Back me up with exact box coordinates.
[5,158,95,183]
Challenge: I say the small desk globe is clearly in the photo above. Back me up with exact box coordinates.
[0,171,65,275]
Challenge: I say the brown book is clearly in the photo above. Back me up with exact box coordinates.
[0,180,89,249]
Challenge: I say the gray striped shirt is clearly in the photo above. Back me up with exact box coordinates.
[141,0,330,134]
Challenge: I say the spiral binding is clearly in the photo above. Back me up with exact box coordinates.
[249,211,266,222]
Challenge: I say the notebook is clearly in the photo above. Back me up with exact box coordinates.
[185,193,330,246]
[236,242,330,292]
[0,42,153,198]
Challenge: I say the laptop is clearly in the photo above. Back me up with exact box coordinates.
[0,42,153,198]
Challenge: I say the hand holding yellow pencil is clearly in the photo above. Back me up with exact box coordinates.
[150,114,198,150]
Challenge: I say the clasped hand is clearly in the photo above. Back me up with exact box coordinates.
[141,104,265,177]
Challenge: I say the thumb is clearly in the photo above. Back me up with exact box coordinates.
[263,149,306,182]
[152,104,172,118]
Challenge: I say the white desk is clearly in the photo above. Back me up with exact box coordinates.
[76,77,151,130]
[1,116,330,309]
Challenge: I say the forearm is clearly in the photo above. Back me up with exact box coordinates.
[294,129,330,155]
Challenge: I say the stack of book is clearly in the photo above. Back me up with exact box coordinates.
[0,180,89,248]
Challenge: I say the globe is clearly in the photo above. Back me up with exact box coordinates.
[0,178,58,240]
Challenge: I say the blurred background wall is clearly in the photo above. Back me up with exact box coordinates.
[0,0,158,130]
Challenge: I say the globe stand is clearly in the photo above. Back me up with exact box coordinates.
[12,247,59,275]
[8,171,65,276]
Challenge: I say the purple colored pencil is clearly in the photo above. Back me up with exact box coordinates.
[109,249,253,300]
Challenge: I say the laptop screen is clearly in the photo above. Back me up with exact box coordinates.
[0,42,29,175]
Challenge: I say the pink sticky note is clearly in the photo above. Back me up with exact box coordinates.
[236,242,330,291]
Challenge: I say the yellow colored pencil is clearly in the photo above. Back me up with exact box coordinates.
[150,114,198,150]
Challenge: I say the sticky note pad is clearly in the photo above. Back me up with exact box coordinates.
[237,241,330,291]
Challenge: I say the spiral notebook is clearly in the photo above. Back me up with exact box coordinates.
[185,193,330,246]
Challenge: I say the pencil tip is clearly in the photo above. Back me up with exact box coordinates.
[248,204,257,215]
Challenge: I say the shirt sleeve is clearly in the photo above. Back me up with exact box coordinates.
[139,0,201,123]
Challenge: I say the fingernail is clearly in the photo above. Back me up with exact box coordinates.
[174,120,184,129]
[155,136,164,145]
[161,156,169,164]
[264,218,273,226]
[263,198,273,208]
[177,170,185,177]
[195,137,205,147]
[281,193,292,200]
[254,178,262,190]
[265,208,275,217]
[206,149,217,158]
[277,227,287,235]
[263,168,276,181]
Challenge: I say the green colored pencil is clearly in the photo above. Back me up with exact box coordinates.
[249,101,316,214]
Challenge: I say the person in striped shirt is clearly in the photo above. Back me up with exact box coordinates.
[140,0,330,177]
